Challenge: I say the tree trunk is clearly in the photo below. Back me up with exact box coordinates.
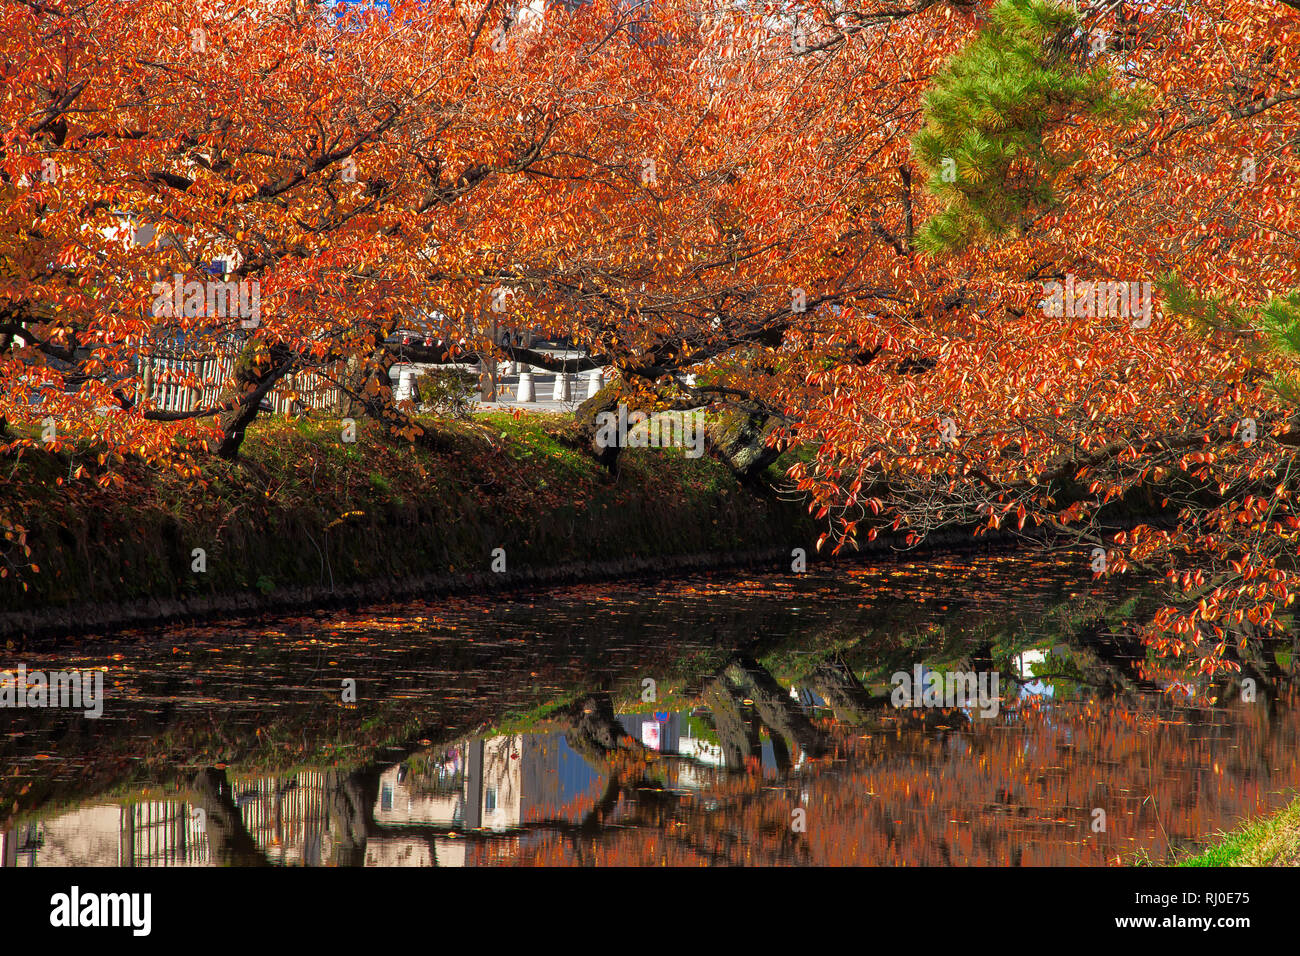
[188,767,269,866]
[575,380,633,473]
[212,340,292,461]
[808,655,884,725]
[701,675,762,770]
[338,354,363,418]
[723,655,827,758]
[706,409,783,484]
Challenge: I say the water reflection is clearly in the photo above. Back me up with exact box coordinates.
[8,686,1299,866]
[2,554,1298,866]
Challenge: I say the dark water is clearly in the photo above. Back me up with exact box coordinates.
[2,551,1297,866]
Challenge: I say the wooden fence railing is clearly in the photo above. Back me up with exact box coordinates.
[136,349,343,416]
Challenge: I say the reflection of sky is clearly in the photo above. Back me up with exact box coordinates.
[1018,682,1059,749]
[549,735,600,810]
[789,686,824,708]
[1019,679,1055,701]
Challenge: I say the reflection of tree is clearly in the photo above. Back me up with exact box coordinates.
[116,665,1300,867]
[554,695,638,765]
[808,653,883,725]
[280,665,827,866]
[721,655,826,761]
[13,559,1300,865]
[1066,622,1162,700]
[1204,619,1292,708]
[0,552,1175,826]
[188,768,269,867]
[326,767,382,867]
[494,683,1300,866]
[702,676,760,768]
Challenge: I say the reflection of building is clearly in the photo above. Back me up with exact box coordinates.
[619,712,681,753]
[1014,649,1055,703]
[232,772,330,866]
[1015,649,1048,678]
[363,839,433,867]
[121,801,210,866]
[1,802,209,867]
[3,717,734,867]
[1,777,331,868]
[362,733,607,866]
[369,748,468,866]
[374,733,601,836]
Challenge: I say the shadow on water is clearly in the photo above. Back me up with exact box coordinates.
[2,551,1298,865]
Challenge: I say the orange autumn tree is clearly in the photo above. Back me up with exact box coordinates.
[1,0,910,585]
[0,0,653,459]
[5,0,1300,688]
[451,1,939,447]
[1,0,882,461]
[781,0,1300,681]
[1,0,743,582]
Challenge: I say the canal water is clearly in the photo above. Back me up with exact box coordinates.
[2,551,1297,866]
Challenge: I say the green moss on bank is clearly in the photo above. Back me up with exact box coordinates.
[0,412,815,633]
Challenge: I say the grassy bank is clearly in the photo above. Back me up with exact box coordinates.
[1176,796,1300,866]
[0,412,817,640]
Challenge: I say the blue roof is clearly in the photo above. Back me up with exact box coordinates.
[326,0,394,23]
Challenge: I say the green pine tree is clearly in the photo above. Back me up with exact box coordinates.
[1159,273,1300,403]
[912,0,1145,252]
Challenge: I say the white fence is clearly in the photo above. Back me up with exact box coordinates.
[137,348,343,415]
